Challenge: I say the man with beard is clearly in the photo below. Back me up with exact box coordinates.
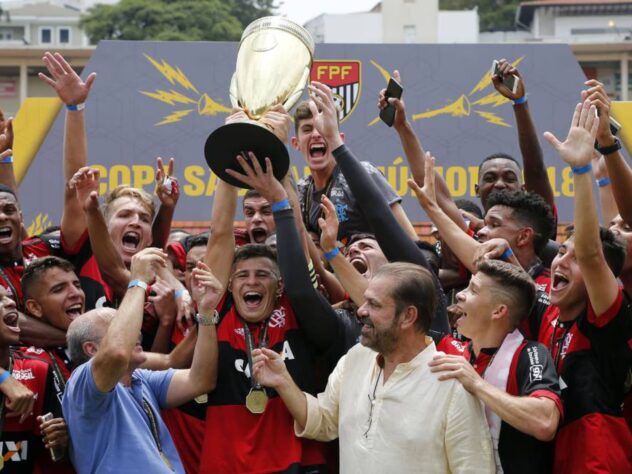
[252,262,494,473]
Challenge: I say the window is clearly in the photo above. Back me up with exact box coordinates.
[403,25,416,43]
[40,27,52,44]
[59,28,70,44]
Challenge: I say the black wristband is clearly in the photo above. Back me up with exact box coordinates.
[597,137,621,155]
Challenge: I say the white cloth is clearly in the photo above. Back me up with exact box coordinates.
[482,329,525,474]
[296,339,495,474]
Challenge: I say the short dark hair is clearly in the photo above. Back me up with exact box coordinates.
[233,243,279,277]
[244,189,262,201]
[478,153,522,175]
[22,256,76,299]
[374,262,437,333]
[565,227,627,278]
[454,199,483,220]
[477,259,536,328]
[415,240,440,275]
[486,190,555,254]
[293,101,314,134]
[186,233,209,251]
[0,184,17,199]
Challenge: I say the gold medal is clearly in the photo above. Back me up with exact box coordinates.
[194,394,208,404]
[160,451,173,471]
[245,388,268,414]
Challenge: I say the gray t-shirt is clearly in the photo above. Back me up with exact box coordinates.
[297,162,400,244]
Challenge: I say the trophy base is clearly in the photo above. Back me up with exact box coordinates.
[204,122,290,189]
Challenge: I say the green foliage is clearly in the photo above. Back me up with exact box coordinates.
[80,0,277,44]
[439,0,521,31]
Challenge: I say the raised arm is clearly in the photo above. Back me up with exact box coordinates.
[0,120,17,196]
[310,81,449,337]
[584,79,632,227]
[71,167,130,298]
[91,248,166,392]
[226,154,342,351]
[492,59,554,209]
[544,99,619,315]
[380,70,467,230]
[592,153,618,225]
[38,52,96,249]
[152,157,179,249]
[164,262,220,407]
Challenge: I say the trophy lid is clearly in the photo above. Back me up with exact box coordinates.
[241,16,314,56]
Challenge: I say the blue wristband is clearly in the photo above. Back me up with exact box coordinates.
[572,164,592,175]
[271,199,290,213]
[175,289,189,299]
[513,95,527,105]
[0,155,13,164]
[128,279,148,291]
[597,177,611,187]
[0,370,10,385]
[501,248,514,260]
[324,247,340,261]
[66,103,85,111]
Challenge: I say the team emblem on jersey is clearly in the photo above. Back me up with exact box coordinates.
[311,60,361,123]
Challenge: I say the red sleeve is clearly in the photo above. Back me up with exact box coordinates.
[60,228,89,256]
[529,389,564,421]
[587,288,623,328]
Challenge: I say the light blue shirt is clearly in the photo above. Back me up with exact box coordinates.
[62,360,183,473]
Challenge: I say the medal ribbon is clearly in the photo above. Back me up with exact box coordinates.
[141,398,174,471]
[242,320,269,389]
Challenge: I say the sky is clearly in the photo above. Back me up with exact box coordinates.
[277,0,380,25]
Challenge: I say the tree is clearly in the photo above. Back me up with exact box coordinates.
[439,0,521,32]
[80,0,278,44]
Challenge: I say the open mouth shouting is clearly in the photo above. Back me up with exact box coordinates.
[3,309,19,335]
[122,231,141,252]
[309,143,327,159]
[65,303,83,320]
[250,227,268,244]
[350,257,368,276]
[243,291,264,309]
[551,272,569,294]
[0,226,13,245]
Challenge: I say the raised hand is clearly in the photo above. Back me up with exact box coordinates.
[38,52,96,105]
[225,152,287,204]
[130,247,167,284]
[260,104,292,144]
[69,167,100,212]
[491,58,525,101]
[0,118,14,153]
[582,79,615,146]
[225,107,249,125]
[472,238,521,270]
[307,81,344,150]
[155,157,179,208]
[191,262,225,315]
[378,70,407,130]
[408,151,439,211]
[252,347,290,389]
[317,195,339,252]
[148,278,177,328]
[544,99,599,168]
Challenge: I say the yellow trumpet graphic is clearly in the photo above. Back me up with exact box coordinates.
[413,94,471,120]
[141,54,231,126]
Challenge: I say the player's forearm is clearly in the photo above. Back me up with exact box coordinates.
[276,374,309,429]
[187,323,218,394]
[151,204,175,250]
[603,150,632,226]
[63,110,87,183]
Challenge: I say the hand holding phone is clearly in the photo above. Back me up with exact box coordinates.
[40,412,66,462]
[491,60,521,96]
[380,78,404,127]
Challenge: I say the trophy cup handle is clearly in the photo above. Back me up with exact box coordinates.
[229,72,240,109]
[283,66,311,112]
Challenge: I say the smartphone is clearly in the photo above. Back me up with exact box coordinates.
[380,78,403,127]
[491,60,520,95]
[41,412,65,462]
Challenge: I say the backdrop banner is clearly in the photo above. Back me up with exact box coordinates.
[19,40,592,233]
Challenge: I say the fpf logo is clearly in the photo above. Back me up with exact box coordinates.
[311,61,361,123]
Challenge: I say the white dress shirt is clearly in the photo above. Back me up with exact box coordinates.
[296,339,495,473]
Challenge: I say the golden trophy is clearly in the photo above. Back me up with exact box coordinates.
[205,16,314,187]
